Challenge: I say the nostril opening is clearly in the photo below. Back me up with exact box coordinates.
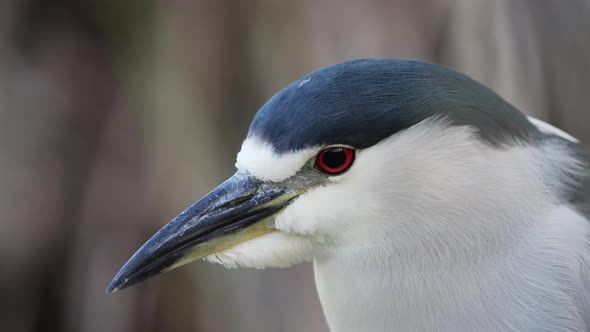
[217,193,255,210]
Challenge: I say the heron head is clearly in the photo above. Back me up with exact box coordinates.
[108,59,537,292]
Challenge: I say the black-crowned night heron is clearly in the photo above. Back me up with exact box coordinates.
[108,59,590,331]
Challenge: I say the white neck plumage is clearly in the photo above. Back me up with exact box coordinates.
[314,205,589,332]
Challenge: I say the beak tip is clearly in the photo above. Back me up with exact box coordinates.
[106,276,123,294]
[107,267,133,294]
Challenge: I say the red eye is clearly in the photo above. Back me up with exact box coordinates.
[315,147,355,175]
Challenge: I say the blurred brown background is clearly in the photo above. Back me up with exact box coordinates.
[1,1,589,332]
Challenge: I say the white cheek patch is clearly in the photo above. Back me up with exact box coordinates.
[204,232,314,269]
[235,136,319,182]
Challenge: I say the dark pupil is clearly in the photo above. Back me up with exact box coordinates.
[322,148,346,168]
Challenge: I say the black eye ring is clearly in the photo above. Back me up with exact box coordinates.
[315,146,355,175]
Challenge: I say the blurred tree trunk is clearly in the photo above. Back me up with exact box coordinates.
[0,1,154,331]
[441,0,590,143]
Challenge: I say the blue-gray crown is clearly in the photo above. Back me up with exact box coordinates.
[248,59,535,153]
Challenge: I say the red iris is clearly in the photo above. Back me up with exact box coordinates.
[315,147,355,175]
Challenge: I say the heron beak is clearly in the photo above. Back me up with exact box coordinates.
[107,172,297,293]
